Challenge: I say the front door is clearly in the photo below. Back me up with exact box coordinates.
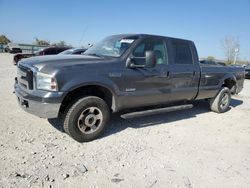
[120,37,172,109]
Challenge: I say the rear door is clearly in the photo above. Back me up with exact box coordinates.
[167,39,200,101]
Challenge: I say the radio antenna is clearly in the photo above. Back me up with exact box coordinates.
[78,26,88,47]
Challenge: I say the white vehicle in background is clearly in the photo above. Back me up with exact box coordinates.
[4,43,22,53]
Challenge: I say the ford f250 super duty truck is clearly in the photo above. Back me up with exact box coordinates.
[14,34,245,142]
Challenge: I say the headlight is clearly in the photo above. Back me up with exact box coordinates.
[36,72,58,91]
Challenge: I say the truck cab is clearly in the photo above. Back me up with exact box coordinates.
[118,35,201,109]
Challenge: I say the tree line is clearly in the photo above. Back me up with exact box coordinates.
[0,34,71,47]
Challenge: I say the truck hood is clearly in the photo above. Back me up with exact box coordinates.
[19,55,110,73]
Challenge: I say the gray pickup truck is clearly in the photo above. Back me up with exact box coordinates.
[14,34,245,142]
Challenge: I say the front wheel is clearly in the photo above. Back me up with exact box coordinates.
[209,87,231,113]
[63,96,110,142]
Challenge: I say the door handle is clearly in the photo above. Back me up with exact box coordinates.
[193,71,196,76]
[161,71,170,78]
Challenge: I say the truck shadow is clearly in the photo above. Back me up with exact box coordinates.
[48,98,243,139]
[230,97,243,107]
[101,98,243,139]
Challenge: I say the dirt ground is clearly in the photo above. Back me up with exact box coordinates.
[0,53,250,188]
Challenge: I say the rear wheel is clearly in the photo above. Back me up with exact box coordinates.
[210,87,231,113]
[63,96,110,142]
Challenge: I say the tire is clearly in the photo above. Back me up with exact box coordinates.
[63,96,110,142]
[210,87,231,113]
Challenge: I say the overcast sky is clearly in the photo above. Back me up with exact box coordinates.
[0,0,250,60]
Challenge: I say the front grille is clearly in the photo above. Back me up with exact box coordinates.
[17,65,34,90]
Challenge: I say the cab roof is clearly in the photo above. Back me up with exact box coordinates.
[109,34,193,43]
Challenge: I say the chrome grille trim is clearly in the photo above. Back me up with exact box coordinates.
[17,62,36,91]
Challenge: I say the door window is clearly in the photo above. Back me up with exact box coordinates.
[133,39,168,65]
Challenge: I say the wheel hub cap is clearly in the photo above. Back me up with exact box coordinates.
[85,114,97,127]
[77,107,103,134]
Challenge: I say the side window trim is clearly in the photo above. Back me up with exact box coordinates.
[155,39,169,66]
[162,39,169,65]
[189,42,198,65]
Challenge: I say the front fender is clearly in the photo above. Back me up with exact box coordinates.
[57,73,122,112]
[60,75,119,95]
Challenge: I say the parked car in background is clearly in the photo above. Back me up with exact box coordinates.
[13,46,71,65]
[35,46,71,56]
[59,48,87,55]
[4,43,22,53]
[245,64,250,78]
[230,64,244,67]
[217,62,226,66]
[200,60,219,65]
[13,53,34,65]
[200,60,226,66]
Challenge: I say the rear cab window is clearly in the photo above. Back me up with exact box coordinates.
[171,39,193,65]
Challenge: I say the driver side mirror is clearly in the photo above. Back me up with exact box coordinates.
[145,51,157,68]
[126,51,157,68]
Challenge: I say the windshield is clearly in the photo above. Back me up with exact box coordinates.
[246,64,250,68]
[84,35,137,57]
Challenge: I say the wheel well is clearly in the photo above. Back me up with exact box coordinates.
[222,78,236,89]
[59,85,114,114]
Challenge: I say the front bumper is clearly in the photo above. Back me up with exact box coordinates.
[14,83,64,118]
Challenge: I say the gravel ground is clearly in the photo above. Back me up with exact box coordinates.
[0,53,250,188]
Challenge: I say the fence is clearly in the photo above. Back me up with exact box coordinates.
[0,44,49,53]
[0,44,6,52]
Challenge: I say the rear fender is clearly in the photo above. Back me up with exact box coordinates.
[219,73,237,89]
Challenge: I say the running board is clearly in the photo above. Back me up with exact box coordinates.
[121,104,193,119]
